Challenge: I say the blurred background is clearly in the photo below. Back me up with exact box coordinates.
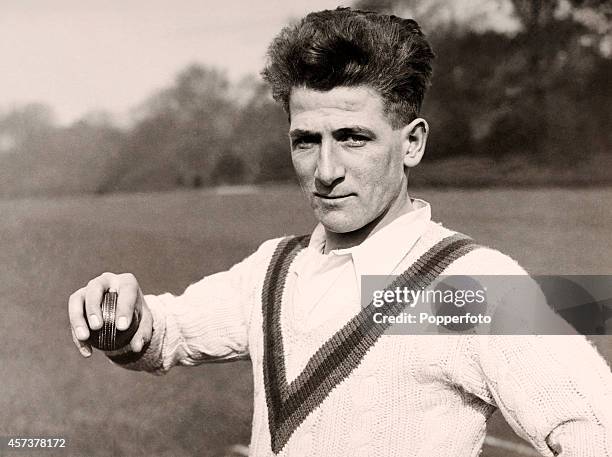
[1,0,610,194]
[1,0,610,456]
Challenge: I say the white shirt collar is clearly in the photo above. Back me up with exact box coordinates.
[306,198,432,276]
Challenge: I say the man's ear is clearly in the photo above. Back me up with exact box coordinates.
[400,118,429,168]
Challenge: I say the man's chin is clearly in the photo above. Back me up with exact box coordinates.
[319,217,365,235]
[313,206,370,234]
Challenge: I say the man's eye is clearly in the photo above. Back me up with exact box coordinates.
[293,139,317,149]
[343,135,368,147]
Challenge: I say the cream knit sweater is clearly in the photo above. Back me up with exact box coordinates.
[109,218,612,457]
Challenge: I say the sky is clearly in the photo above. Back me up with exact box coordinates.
[0,0,345,124]
[0,0,518,125]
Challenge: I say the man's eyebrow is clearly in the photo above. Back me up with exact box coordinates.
[289,129,320,139]
[334,126,376,137]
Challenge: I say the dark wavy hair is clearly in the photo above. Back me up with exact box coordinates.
[261,7,435,128]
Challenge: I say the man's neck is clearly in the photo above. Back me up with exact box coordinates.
[323,192,414,254]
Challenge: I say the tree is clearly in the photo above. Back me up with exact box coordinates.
[111,64,238,191]
[228,80,293,184]
[352,0,611,164]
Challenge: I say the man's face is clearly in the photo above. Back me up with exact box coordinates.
[289,85,409,234]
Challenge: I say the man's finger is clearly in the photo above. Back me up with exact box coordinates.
[68,288,90,341]
[116,276,138,331]
[84,277,111,330]
[130,301,152,353]
[70,326,92,358]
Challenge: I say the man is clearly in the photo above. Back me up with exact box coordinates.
[68,7,612,456]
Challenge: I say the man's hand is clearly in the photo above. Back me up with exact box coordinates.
[68,272,153,358]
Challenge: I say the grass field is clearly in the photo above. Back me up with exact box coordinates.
[1,185,611,457]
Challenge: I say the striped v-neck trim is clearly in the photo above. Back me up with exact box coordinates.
[262,233,479,454]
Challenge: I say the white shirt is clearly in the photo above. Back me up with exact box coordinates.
[284,199,431,382]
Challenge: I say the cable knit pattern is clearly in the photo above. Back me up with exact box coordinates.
[108,211,612,457]
[262,233,481,453]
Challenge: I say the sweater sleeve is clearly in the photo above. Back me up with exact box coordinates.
[475,334,612,457]
[106,237,281,374]
[447,247,612,456]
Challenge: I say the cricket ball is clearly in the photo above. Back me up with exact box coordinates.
[87,291,140,351]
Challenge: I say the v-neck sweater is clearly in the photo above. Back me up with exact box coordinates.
[109,203,612,457]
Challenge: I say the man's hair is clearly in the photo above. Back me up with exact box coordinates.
[261,7,435,128]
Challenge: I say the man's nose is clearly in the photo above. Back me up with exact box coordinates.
[314,140,345,188]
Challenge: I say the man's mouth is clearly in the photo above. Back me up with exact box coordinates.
[313,192,355,200]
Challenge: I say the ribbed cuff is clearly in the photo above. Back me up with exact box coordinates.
[105,294,167,373]
[546,419,608,457]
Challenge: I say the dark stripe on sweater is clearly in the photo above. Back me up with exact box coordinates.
[262,235,311,430]
[262,233,480,453]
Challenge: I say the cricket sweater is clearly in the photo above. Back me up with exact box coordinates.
[109,200,612,457]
